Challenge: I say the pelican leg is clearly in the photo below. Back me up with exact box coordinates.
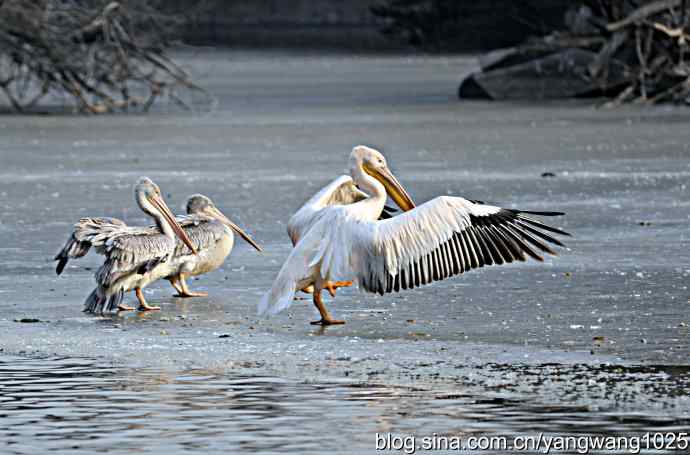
[310,289,345,325]
[325,281,353,297]
[294,284,314,301]
[174,273,208,298]
[299,281,352,299]
[135,287,160,311]
[168,276,184,295]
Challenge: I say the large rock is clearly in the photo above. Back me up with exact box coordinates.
[459,47,630,100]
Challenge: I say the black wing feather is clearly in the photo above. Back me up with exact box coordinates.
[361,206,570,296]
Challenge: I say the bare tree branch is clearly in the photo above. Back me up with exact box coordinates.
[0,0,205,113]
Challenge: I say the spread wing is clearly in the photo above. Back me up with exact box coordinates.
[348,196,570,295]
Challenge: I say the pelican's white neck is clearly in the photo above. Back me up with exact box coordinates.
[154,214,176,240]
[137,193,176,240]
[350,159,386,218]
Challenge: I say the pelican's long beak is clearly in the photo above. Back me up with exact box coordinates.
[365,165,416,212]
[150,194,198,255]
[207,207,263,252]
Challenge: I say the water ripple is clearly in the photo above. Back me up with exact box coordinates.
[1,356,688,454]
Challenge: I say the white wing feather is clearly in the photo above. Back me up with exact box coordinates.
[287,175,368,245]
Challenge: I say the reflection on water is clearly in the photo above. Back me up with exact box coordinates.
[0,356,689,454]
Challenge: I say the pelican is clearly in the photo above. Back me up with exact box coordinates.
[165,194,263,298]
[287,176,397,297]
[55,177,198,313]
[259,145,570,325]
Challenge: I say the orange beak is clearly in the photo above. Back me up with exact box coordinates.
[150,194,198,254]
[364,164,416,212]
[207,207,263,252]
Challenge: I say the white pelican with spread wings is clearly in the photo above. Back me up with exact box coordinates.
[260,145,570,325]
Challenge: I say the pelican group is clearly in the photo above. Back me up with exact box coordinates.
[56,183,263,313]
[55,177,198,312]
[55,146,570,323]
[259,145,570,325]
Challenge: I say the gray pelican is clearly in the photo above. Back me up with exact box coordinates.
[55,177,198,313]
[259,145,570,325]
[287,176,397,297]
[165,194,263,297]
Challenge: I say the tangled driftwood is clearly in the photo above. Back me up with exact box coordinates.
[460,0,690,105]
[0,0,203,113]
